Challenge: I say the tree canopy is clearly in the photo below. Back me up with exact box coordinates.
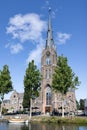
[52,55,80,95]
[52,55,80,117]
[23,60,41,108]
[0,65,13,100]
[79,99,84,110]
[76,100,80,110]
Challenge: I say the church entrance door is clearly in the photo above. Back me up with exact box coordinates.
[45,106,52,113]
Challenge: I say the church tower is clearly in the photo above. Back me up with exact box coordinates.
[32,8,77,115]
[41,8,57,114]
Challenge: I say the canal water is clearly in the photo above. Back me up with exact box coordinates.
[0,122,87,130]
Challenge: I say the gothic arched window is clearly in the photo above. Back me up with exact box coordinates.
[49,69,51,78]
[46,51,51,65]
[46,86,51,105]
[46,70,49,79]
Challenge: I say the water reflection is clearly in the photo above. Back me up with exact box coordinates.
[0,122,7,130]
[0,122,87,130]
[79,127,87,130]
[8,123,25,130]
[29,123,78,130]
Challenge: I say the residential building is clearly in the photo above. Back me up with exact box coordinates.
[3,90,23,113]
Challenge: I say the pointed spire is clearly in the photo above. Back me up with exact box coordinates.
[46,7,54,49]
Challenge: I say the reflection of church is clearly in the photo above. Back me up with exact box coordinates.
[32,9,77,114]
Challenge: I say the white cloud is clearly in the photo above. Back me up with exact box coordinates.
[6,13,47,43]
[26,43,44,67]
[10,43,23,54]
[57,32,72,44]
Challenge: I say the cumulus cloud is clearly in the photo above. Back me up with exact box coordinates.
[26,42,44,67]
[57,32,72,44]
[6,13,47,56]
[6,13,47,43]
[10,43,23,54]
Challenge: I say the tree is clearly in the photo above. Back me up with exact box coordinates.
[0,65,13,116]
[23,60,41,120]
[52,55,80,117]
[0,65,13,95]
[76,100,80,110]
[79,99,84,110]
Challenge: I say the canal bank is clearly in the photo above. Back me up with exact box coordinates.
[31,116,87,124]
[1,115,87,124]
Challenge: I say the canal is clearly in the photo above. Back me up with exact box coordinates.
[0,122,87,130]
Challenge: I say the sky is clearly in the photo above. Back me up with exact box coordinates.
[0,0,87,101]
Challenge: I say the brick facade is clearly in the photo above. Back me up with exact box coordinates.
[32,9,77,114]
[3,90,23,113]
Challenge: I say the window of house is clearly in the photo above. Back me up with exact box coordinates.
[14,95,16,98]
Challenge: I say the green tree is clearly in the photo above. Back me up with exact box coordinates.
[52,55,80,117]
[79,99,84,110]
[23,60,41,120]
[0,65,13,116]
[0,65,13,95]
[76,100,80,110]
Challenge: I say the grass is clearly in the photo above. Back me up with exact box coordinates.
[2,115,87,124]
[31,116,87,124]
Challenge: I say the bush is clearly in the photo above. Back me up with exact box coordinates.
[2,108,8,115]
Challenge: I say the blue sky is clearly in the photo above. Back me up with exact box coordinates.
[0,0,87,101]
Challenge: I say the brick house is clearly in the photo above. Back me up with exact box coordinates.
[3,90,24,113]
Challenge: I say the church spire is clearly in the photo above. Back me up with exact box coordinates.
[46,8,54,49]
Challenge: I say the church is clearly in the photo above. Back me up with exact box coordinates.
[32,9,77,115]
[2,9,77,115]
